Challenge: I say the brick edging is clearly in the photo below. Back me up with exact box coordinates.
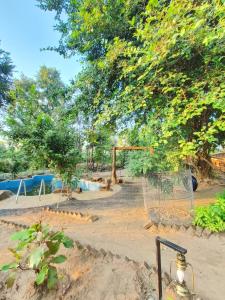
[43,207,99,222]
[144,221,224,239]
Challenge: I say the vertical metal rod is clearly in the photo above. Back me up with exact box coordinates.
[39,179,43,201]
[156,236,187,300]
[156,238,162,300]
[43,180,45,195]
[16,179,24,203]
[38,179,46,201]
[111,146,117,184]
[23,180,27,196]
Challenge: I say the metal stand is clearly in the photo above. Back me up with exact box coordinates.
[156,236,187,300]
[38,179,46,201]
[16,179,27,203]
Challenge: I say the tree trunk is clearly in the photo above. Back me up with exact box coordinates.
[196,154,212,180]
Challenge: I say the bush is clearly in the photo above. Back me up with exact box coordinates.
[193,191,225,232]
[125,151,174,177]
[0,223,74,289]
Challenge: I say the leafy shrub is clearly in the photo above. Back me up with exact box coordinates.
[193,191,225,232]
[0,222,74,289]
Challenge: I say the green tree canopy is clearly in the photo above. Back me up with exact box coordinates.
[5,67,81,180]
[0,44,14,106]
[37,0,225,178]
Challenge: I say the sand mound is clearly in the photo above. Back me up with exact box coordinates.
[0,225,156,300]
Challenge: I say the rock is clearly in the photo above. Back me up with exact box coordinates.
[180,225,188,233]
[92,177,103,182]
[186,225,196,236]
[0,190,13,201]
[100,248,107,257]
[144,221,153,230]
[124,256,130,262]
[195,226,203,237]
[165,223,172,230]
[75,187,82,193]
[106,251,114,261]
[202,228,212,239]
[86,244,93,252]
[89,215,99,222]
[100,179,112,191]
[171,224,180,231]
[218,231,225,240]
[163,272,171,286]
[149,211,160,223]
[150,224,158,232]
[75,240,83,250]
[144,261,151,270]
[158,223,166,231]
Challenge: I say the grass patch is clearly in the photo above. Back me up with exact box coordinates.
[193,191,225,232]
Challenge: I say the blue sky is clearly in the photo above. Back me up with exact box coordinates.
[0,0,82,83]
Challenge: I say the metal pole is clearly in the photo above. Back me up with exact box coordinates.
[23,180,26,196]
[111,146,117,184]
[43,180,45,195]
[16,179,23,203]
[156,238,162,300]
[155,236,187,300]
[39,179,43,201]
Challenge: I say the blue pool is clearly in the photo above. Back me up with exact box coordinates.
[52,179,101,192]
[0,175,101,195]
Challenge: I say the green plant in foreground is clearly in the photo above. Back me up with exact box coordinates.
[193,191,225,232]
[0,223,74,289]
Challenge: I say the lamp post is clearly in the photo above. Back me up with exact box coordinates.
[155,236,194,300]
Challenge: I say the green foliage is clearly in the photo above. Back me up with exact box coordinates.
[0,223,74,289]
[38,0,225,178]
[0,44,14,106]
[5,67,81,183]
[0,144,29,176]
[193,191,225,232]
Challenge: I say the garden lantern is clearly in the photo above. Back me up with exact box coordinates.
[172,252,195,297]
[156,236,195,300]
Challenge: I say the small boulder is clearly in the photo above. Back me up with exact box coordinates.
[75,187,82,194]
[195,226,203,237]
[149,211,160,223]
[0,190,13,201]
[144,221,153,230]
[202,228,212,239]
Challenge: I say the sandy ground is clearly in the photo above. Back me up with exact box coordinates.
[0,182,224,300]
[74,184,121,201]
[0,185,121,210]
[0,223,155,300]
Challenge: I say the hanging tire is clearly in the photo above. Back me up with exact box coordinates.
[182,174,198,192]
[192,175,198,192]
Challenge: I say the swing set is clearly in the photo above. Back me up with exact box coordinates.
[111,146,154,184]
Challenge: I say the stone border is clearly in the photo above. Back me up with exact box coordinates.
[0,218,203,299]
[0,219,158,276]
[144,220,225,239]
[42,207,99,222]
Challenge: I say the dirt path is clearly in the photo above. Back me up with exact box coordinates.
[0,223,156,300]
[0,182,224,300]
